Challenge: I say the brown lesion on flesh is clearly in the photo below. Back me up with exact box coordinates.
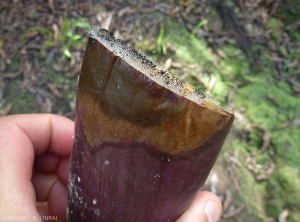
[77,37,234,155]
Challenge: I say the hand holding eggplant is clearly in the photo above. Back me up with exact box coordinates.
[67,29,233,221]
[0,114,222,222]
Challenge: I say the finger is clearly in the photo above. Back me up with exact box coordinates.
[0,114,73,180]
[176,191,222,222]
[34,153,69,186]
[34,152,70,187]
[0,114,74,218]
[36,202,51,218]
[35,152,61,173]
[3,114,74,156]
[57,156,70,186]
[32,154,69,219]
[48,179,68,219]
[36,202,66,222]
[33,173,67,220]
[32,172,57,202]
[32,156,70,201]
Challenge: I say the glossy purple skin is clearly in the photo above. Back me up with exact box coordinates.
[67,111,232,222]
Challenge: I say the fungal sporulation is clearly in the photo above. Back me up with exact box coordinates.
[76,28,233,154]
[67,28,234,222]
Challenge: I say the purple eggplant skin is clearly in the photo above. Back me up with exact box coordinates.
[66,36,234,222]
[67,114,232,222]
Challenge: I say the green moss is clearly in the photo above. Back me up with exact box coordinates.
[248,128,263,148]
[235,150,266,220]
[233,71,300,167]
[265,176,284,218]
[7,57,19,71]
[272,127,300,166]
[207,9,223,33]
[52,72,66,85]
[46,62,70,85]
[265,18,283,29]
[265,164,300,222]
[220,139,266,220]
[66,91,76,101]
[264,18,284,43]
[135,15,300,221]
[256,153,272,167]
[290,210,300,222]
[276,165,300,207]
[44,67,77,114]
[210,73,234,103]
[4,81,37,114]
[291,29,300,42]
[278,0,300,22]
[219,45,249,80]
[151,20,234,104]
[149,20,215,72]
[135,39,157,56]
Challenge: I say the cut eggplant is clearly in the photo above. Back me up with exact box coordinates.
[67,28,234,222]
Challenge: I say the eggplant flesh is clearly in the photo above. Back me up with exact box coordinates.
[67,30,234,222]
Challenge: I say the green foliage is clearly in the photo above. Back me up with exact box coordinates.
[291,29,300,42]
[60,14,91,58]
[134,39,157,57]
[278,0,300,21]
[156,21,235,103]
[224,0,236,7]
[156,25,166,55]
[190,19,208,37]
[21,15,90,58]
[21,26,55,53]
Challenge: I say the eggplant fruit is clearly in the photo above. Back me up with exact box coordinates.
[67,28,234,222]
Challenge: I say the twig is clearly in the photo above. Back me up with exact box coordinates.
[226,158,241,195]
[222,189,232,212]
[222,204,245,219]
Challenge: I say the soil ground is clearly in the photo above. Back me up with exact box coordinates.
[1,0,300,221]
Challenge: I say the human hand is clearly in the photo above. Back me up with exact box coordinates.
[176,191,222,222]
[0,114,73,221]
[0,114,221,222]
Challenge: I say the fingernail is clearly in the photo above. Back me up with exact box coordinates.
[205,200,220,222]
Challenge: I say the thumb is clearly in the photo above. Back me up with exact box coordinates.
[176,191,222,222]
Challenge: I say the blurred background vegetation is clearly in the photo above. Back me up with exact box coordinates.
[0,0,299,221]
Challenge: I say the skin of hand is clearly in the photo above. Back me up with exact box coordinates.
[0,114,222,222]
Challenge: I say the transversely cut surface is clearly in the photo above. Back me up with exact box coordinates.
[67,29,234,222]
